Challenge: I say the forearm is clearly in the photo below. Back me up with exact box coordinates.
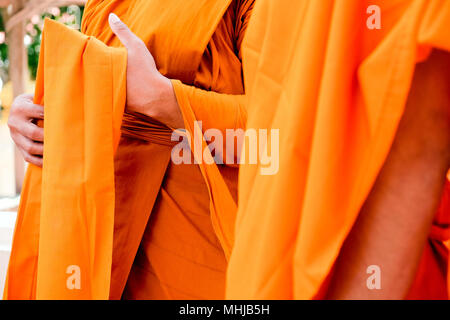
[171,80,246,132]
[142,78,246,132]
[327,50,450,299]
[171,79,247,165]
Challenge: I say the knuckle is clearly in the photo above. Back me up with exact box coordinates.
[24,143,33,154]
[11,100,21,112]
[24,140,38,154]
[13,94,27,106]
[30,144,39,154]
[23,153,31,162]
[7,119,20,133]
[24,105,36,117]
[11,121,23,135]
[29,127,40,141]
[7,117,15,129]
[18,93,29,101]
[12,102,28,115]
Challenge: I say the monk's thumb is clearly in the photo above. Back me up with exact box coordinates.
[109,13,137,49]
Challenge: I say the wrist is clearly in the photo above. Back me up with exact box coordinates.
[153,76,184,129]
[140,74,171,118]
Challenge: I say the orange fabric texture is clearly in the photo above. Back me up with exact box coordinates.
[227,0,450,299]
[5,0,252,300]
[4,19,127,299]
[112,0,253,299]
[408,170,450,299]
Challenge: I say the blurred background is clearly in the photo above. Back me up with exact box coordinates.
[0,0,86,298]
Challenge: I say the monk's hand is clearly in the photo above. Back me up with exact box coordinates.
[7,93,44,167]
[109,13,184,129]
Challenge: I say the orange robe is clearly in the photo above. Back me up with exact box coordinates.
[227,0,450,299]
[5,0,253,300]
[408,170,450,299]
[4,19,127,300]
[112,1,253,300]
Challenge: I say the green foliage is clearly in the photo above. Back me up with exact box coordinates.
[0,14,8,71]
[0,5,84,81]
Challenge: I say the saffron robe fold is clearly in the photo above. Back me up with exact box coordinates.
[408,170,450,299]
[227,0,450,299]
[5,0,252,300]
[4,19,127,300]
[114,0,253,299]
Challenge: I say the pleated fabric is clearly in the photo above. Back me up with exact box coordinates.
[4,19,127,299]
[227,0,450,299]
[5,0,253,300]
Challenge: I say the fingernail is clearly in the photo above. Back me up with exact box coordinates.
[109,13,121,24]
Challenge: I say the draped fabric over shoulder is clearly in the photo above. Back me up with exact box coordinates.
[227,0,450,299]
[5,0,254,300]
[4,19,127,300]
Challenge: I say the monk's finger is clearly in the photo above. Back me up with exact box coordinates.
[109,13,141,49]
[9,114,44,142]
[23,103,44,120]
[19,93,35,102]
[23,121,44,142]
[12,131,44,157]
[12,94,44,120]
[20,150,43,168]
